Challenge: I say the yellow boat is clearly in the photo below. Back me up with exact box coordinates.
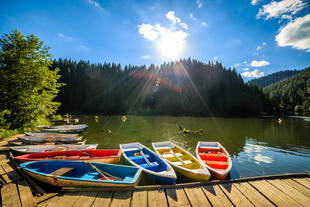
[152,141,210,181]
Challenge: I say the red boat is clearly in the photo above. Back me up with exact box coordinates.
[196,142,232,180]
[15,149,121,164]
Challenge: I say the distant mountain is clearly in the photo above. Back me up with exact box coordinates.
[264,67,310,112]
[248,70,301,87]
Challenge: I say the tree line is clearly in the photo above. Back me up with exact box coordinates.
[52,58,273,116]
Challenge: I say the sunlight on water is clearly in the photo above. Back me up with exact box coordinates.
[77,115,310,181]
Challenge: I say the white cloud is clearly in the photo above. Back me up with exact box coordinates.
[232,63,241,68]
[213,56,219,61]
[241,69,264,78]
[165,11,188,30]
[180,23,188,30]
[250,60,270,67]
[196,0,203,8]
[138,23,188,60]
[87,0,103,11]
[78,45,88,50]
[244,68,250,71]
[141,55,150,59]
[201,22,207,26]
[166,11,181,24]
[257,0,307,20]
[256,46,262,50]
[251,0,262,5]
[263,42,267,46]
[58,33,73,40]
[276,14,310,52]
[138,24,159,40]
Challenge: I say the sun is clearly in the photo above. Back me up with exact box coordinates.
[156,30,187,61]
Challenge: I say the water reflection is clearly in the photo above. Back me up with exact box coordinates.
[77,115,310,179]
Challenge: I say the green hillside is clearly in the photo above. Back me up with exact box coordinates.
[265,68,310,112]
[248,70,300,87]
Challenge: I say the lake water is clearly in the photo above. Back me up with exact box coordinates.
[76,115,310,182]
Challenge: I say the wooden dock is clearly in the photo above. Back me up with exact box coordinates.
[0,136,309,206]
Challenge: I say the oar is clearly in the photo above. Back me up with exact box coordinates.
[83,161,122,181]
[140,149,151,166]
[83,161,109,180]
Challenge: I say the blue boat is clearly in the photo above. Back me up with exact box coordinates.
[120,142,177,184]
[20,160,142,187]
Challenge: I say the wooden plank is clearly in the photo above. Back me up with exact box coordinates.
[201,185,233,207]
[249,180,302,207]
[45,192,80,207]
[268,179,310,207]
[293,178,310,189]
[183,187,211,207]
[0,165,12,183]
[130,190,147,207]
[35,193,60,204]
[110,191,132,207]
[233,182,274,206]
[1,182,22,207]
[37,195,64,207]
[72,192,98,207]
[148,189,168,207]
[49,168,73,176]
[165,188,190,207]
[219,183,254,207]
[17,179,36,207]
[282,179,310,197]
[91,191,114,207]
[2,163,22,181]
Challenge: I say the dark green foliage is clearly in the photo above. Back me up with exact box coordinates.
[265,67,310,112]
[248,70,300,87]
[52,58,272,116]
[0,30,64,129]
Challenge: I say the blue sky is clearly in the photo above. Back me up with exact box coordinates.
[0,0,310,79]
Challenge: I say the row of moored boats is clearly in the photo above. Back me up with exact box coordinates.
[10,122,232,188]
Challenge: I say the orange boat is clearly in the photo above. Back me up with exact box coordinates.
[15,149,121,164]
[196,142,232,180]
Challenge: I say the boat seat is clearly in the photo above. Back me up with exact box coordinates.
[49,168,74,176]
[140,162,159,169]
[172,160,192,166]
[199,153,228,161]
[162,153,182,158]
[205,160,229,169]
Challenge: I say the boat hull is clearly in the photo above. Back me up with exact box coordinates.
[9,144,98,155]
[152,141,210,182]
[20,161,142,188]
[196,142,232,180]
[120,142,177,185]
[15,149,121,164]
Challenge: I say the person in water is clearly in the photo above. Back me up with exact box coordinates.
[179,125,204,135]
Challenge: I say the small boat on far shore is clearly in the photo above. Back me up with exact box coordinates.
[8,139,86,146]
[196,141,232,180]
[9,144,98,154]
[17,136,83,144]
[15,149,121,163]
[51,119,79,123]
[41,124,88,133]
[20,160,142,187]
[26,132,78,138]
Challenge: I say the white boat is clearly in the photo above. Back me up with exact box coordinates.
[26,132,79,138]
[9,144,98,154]
[152,141,210,181]
[196,142,232,180]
